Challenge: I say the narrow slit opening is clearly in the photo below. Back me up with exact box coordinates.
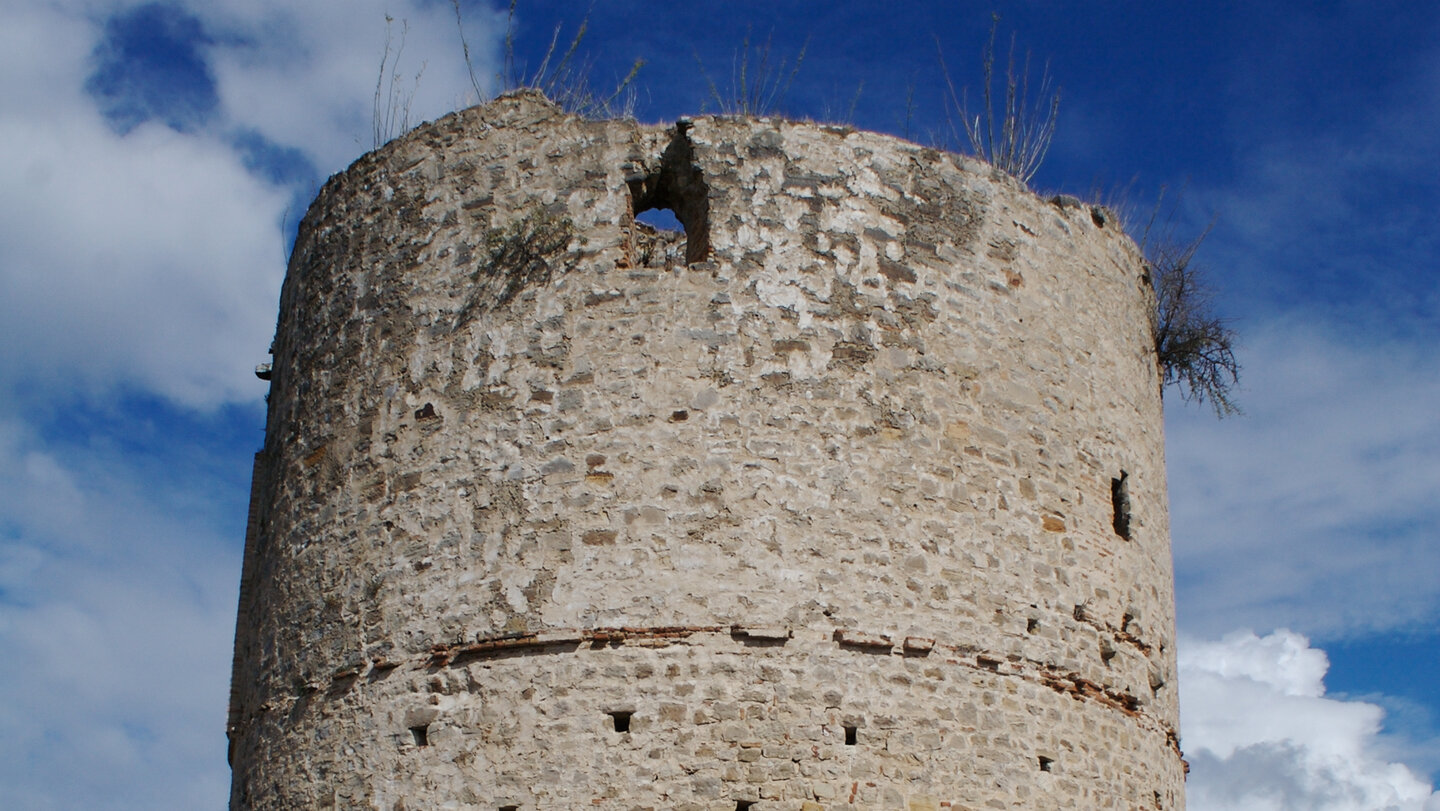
[409,724,429,747]
[1111,471,1132,540]
[499,806,519,811]
[609,710,632,733]
[843,725,857,745]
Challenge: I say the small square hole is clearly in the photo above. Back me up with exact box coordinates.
[609,710,632,733]
[843,725,857,745]
[1038,755,1054,772]
[410,725,429,747]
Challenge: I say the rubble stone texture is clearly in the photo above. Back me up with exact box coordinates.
[229,91,1185,810]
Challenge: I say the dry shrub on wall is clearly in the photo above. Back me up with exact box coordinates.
[1147,223,1241,416]
[479,206,575,305]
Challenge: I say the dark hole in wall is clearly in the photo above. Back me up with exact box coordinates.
[1111,471,1132,540]
[609,710,632,733]
[1038,755,1054,772]
[844,725,857,745]
[735,801,756,811]
[627,123,711,264]
[410,725,429,747]
[499,806,519,811]
[1026,617,1039,633]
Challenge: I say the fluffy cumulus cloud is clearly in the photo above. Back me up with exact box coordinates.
[1181,630,1439,811]
[1,2,274,407]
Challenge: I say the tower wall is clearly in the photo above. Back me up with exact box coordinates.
[229,92,1184,810]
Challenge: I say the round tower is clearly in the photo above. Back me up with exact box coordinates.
[229,91,1184,810]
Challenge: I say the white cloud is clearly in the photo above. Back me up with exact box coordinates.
[0,3,506,807]
[0,111,289,407]
[1181,630,1439,811]
[0,2,284,408]
[0,418,240,809]
[0,1,507,410]
[199,0,507,174]
[1167,318,1440,637]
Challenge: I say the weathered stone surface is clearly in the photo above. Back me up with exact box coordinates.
[229,91,1184,810]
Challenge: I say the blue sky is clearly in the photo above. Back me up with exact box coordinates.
[1,1,1437,808]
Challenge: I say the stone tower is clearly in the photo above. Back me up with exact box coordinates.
[229,91,1184,810]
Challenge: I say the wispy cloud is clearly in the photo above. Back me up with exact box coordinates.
[1197,35,1440,335]
[1168,319,1440,637]
[0,416,241,809]
[1167,34,1440,626]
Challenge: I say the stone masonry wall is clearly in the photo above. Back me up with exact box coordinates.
[229,91,1184,810]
